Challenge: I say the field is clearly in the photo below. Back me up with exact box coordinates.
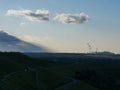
[0,52,120,90]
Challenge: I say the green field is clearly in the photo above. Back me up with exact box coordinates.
[0,52,120,90]
[1,71,36,90]
[37,67,71,90]
[63,81,98,90]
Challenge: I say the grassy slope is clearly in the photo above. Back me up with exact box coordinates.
[48,62,120,90]
[1,71,36,90]
[1,52,120,90]
[48,62,120,78]
[37,68,71,90]
[63,81,98,90]
[0,52,72,90]
[0,53,24,76]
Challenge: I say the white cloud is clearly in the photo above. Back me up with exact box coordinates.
[20,35,51,44]
[6,9,49,22]
[53,12,90,24]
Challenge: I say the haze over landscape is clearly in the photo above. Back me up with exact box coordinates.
[0,31,49,52]
[0,1,120,90]
[0,0,120,53]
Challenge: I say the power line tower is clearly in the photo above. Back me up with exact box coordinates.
[87,43,92,53]
[96,48,98,54]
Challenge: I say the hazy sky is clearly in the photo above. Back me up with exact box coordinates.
[0,0,120,53]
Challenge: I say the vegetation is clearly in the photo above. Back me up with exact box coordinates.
[0,52,71,90]
[0,52,120,90]
[1,71,36,90]
[63,81,98,90]
[37,67,71,90]
[75,69,120,90]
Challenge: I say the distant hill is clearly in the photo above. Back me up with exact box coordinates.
[89,51,115,55]
[0,31,49,52]
[25,53,120,63]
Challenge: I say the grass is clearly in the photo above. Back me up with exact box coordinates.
[1,71,36,90]
[37,67,72,90]
[0,59,24,77]
[63,81,98,90]
[48,62,120,79]
[0,52,120,90]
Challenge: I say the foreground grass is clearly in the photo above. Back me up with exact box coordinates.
[37,67,72,90]
[0,59,24,77]
[48,62,120,78]
[1,71,36,90]
[63,81,98,90]
[1,52,120,90]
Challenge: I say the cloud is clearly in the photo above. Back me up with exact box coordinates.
[0,31,50,52]
[6,9,49,22]
[20,35,51,44]
[53,12,90,24]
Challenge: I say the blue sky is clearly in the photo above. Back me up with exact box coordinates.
[0,0,120,53]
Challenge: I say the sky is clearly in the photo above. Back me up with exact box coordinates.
[0,0,120,53]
